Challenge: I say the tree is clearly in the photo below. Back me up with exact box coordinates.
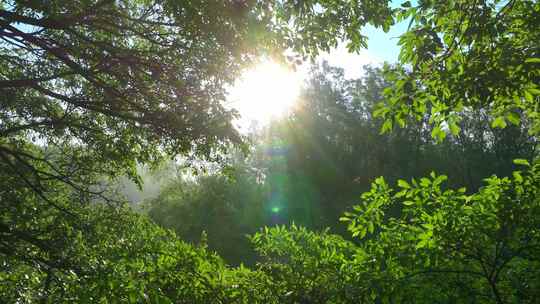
[258,62,536,235]
[376,0,540,138]
[145,161,266,265]
[340,1,540,302]
[342,162,540,303]
[250,1,540,300]
[0,202,278,303]
[0,0,394,283]
[0,0,395,192]
[4,0,540,302]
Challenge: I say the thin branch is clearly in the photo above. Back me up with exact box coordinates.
[0,150,78,218]
[0,71,76,88]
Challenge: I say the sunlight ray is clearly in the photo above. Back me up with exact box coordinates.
[228,61,303,129]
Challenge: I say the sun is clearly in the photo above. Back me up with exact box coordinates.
[228,61,302,128]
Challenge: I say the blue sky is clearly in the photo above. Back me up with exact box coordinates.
[364,0,416,63]
[362,21,407,63]
[320,19,407,79]
[320,0,413,78]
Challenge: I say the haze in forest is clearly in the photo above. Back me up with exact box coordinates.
[2,1,539,303]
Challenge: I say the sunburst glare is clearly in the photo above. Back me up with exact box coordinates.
[228,61,303,129]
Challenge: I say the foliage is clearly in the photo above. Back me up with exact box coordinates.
[2,0,540,303]
[271,0,393,55]
[1,1,393,299]
[1,202,280,303]
[256,62,536,233]
[249,225,368,304]
[342,161,540,303]
[143,62,533,270]
[338,3,540,301]
[145,161,266,265]
[377,0,540,138]
[0,0,394,189]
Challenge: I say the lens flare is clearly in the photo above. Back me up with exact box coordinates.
[229,61,302,127]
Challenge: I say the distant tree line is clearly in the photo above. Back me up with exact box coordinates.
[146,62,537,265]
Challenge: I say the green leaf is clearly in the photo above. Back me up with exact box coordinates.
[524,90,533,102]
[525,58,540,63]
[420,177,431,187]
[433,174,447,186]
[367,221,374,234]
[491,116,507,129]
[422,223,433,230]
[513,171,523,183]
[359,227,367,238]
[513,159,530,166]
[373,107,389,117]
[529,88,540,95]
[395,189,407,198]
[416,239,428,249]
[506,112,520,125]
[431,125,446,141]
[396,116,406,128]
[449,122,461,136]
[398,179,411,189]
[381,119,393,134]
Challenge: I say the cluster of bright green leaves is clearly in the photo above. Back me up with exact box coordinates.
[0,202,279,303]
[341,1,540,301]
[249,224,373,303]
[375,0,540,139]
[341,160,540,302]
[269,0,394,55]
[254,62,536,235]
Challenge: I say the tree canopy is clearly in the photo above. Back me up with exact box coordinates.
[1,0,539,303]
[0,0,392,277]
[377,0,540,139]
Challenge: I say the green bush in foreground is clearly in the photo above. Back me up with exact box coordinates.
[4,161,538,303]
